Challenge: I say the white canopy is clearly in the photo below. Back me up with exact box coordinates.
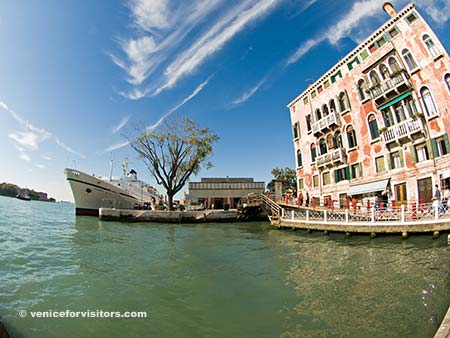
[347,179,390,196]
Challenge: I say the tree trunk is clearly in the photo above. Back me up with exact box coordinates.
[167,193,175,211]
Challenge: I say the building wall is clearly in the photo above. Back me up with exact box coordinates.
[288,3,450,206]
[187,178,265,209]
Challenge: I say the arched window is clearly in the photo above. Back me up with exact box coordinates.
[297,150,302,167]
[421,87,438,117]
[322,104,329,116]
[338,92,349,112]
[379,64,390,80]
[306,114,312,132]
[329,99,337,113]
[333,131,342,149]
[368,114,379,140]
[423,34,440,58]
[388,57,401,73]
[315,108,322,121]
[402,49,418,71]
[310,143,317,162]
[357,79,366,101]
[319,138,327,155]
[327,134,334,150]
[370,70,381,86]
[346,125,357,149]
[445,74,450,93]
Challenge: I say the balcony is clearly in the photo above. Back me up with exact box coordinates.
[368,71,412,106]
[316,148,346,168]
[382,118,425,144]
[311,111,340,136]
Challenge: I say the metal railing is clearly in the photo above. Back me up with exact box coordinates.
[316,147,346,168]
[311,111,340,135]
[281,201,450,224]
[369,71,411,100]
[382,118,424,143]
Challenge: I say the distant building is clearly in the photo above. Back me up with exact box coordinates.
[288,2,450,208]
[37,192,48,201]
[187,178,265,209]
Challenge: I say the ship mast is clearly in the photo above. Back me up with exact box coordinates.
[109,159,113,181]
[122,158,128,177]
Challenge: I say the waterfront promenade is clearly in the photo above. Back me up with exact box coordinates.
[249,194,450,237]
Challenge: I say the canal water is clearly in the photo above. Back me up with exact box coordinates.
[1,195,449,338]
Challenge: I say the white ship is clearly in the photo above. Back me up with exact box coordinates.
[64,161,161,216]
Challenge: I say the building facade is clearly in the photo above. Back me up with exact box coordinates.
[187,178,265,209]
[288,2,450,208]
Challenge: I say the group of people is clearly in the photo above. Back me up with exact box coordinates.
[297,191,310,207]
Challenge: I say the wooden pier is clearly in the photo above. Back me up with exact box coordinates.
[246,194,450,237]
[435,306,450,338]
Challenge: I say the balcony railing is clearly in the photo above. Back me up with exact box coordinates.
[369,71,411,101]
[316,147,346,168]
[382,118,424,143]
[311,111,340,136]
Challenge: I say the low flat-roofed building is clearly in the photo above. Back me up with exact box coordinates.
[187,177,265,209]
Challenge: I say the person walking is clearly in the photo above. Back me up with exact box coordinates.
[433,184,442,214]
[298,191,303,208]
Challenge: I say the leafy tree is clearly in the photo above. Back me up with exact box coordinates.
[131,116,219,211]
[266,167,297,195]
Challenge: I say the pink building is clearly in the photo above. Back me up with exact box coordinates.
[288,2,450,208]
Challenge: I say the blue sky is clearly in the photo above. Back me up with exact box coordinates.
[1,0,449,201]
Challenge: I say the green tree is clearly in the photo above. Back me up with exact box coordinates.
[131,116,219,211]
[266,167,297,195]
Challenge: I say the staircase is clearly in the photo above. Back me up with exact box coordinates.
[245,194,282,223]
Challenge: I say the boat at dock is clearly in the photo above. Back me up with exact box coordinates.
[64,162,161,216]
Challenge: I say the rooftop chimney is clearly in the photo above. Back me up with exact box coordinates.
[382,2,397,18]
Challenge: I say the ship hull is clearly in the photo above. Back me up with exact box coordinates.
[64,168,141,216]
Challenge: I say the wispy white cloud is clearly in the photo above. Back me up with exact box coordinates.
[130,0,170,32]
[418,0,450,27]
[155,0,279,95]
[36,164,46,169]
[231,76,267,105]
[1,100,85,160]
[112,114,132,134]
[147,77,210,131]
[43,155,52,161]
[15,145,31,162]
[55,137,86,159]
[111,0,281,99]
[105,140,131,152]
[111,0,223,91]
[286,0,386,65]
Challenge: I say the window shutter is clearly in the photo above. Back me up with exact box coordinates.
[444,134,450,154]
[431,138,439,157]
[426,140,433,159]
[410,145,417,164]
[345,166,350,180]
[399,150,404,167]
[334,169,339,183]
[387,154,392,170]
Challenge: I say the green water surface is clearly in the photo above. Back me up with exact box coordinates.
[0,195,449,338]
